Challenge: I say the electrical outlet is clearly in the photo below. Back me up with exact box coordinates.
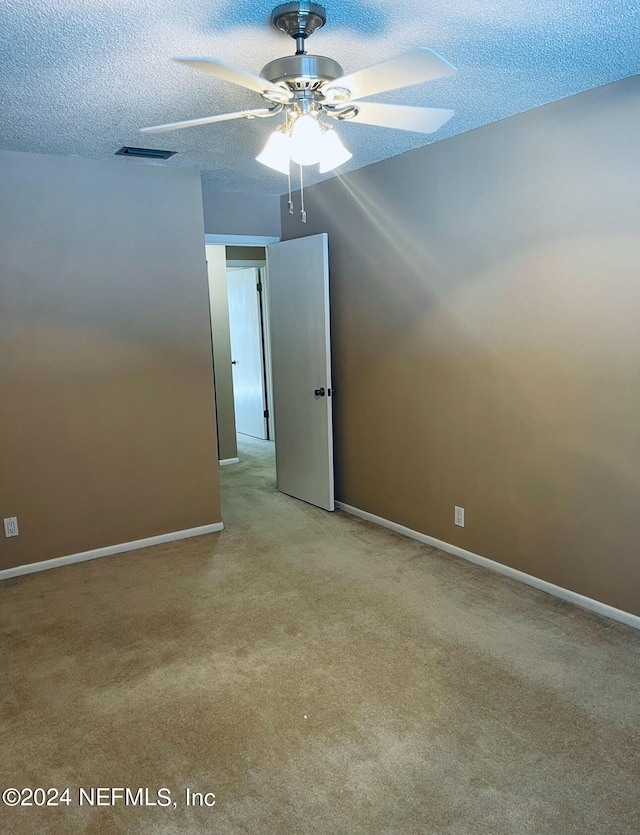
[4,517,19,537]
[454,506,464,527]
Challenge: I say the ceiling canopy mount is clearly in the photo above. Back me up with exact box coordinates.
[271,1,327,53]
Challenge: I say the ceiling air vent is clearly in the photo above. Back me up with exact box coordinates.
[115,146,176,159]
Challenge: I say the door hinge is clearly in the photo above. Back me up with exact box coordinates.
[264,409,269,418]
[256,281,263,292]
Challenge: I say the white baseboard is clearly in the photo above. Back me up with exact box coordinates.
[338,503,640,630]
[219,457,240,466]
[0,522,224,582]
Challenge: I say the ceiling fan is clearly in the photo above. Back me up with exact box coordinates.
[140,1,457,177]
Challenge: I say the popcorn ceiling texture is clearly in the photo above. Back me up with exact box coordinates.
[1,0,639,194]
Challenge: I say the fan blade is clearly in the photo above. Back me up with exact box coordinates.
[173,57,291,100]
[140,108,275,134]
[341,102,454,134]
[324,47,456,101]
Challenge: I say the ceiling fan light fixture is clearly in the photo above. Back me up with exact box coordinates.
[289,113,325,165]
[317,128,352,173]
[256,129,292,173]
[142,3,457,204]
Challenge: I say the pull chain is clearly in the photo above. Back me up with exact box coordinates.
[287,165,294,215]
[286,109,294,215]
[300,164,306,223]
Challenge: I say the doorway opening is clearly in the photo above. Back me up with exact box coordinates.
[205,237,277,466]
[205,233,335,513]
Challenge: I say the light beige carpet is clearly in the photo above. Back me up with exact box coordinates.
[1,435,639,834]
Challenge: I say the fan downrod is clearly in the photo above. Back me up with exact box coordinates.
[271,2,327,54]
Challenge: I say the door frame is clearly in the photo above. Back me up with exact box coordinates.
[205,234,280,451]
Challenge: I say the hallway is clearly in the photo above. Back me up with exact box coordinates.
[1,435,639,834]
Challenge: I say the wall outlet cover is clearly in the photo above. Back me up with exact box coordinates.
[455,506,464,527]
[4,517,19,537]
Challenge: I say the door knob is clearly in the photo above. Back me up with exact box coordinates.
[314,387,325,397]
[231,360,237,365]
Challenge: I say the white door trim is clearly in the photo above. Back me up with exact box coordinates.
[259,266,275,441]
[205,234,280,246]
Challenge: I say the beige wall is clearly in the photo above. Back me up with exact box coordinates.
[206,245,238,462]
[0,151,221,571]
[281,76,640,615]
[226,246,267,262]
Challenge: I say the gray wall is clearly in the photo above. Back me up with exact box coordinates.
[0,151,221,571]
[201,187,281,238]
[281,76,640,616]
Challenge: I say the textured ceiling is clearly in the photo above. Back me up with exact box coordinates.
[1,0,639,194]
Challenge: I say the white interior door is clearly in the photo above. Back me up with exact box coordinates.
[227,267,267,439]
[267,234,334,511]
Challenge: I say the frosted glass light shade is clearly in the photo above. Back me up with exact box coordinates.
[318,129,352,172]
[256,130,291,174]
[290,115,324,166]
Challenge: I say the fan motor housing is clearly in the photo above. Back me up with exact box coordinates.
[260,54,343,91]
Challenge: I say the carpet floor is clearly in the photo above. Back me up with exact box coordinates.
[1,435,639,834]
